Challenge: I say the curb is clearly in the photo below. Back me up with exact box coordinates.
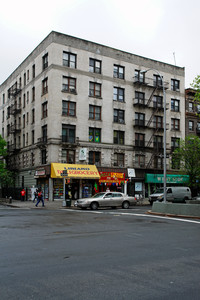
[147,210,200,220]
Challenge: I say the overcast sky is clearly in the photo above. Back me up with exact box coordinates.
[0,0,199,87]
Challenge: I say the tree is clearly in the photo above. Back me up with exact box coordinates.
[0,135,13,186]
[173,135,200,196]
[191,75,200,103]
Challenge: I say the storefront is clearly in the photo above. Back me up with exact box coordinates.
[51,163,100,200]
[34,166,50,200]
[98,170,127,193]
[145,173,190,196]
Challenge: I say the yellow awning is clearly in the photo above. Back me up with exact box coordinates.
[51,163,100,179]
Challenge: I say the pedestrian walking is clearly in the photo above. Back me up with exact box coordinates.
[20,189,26,201]
[33,189,38,203]
[35,189,45,207]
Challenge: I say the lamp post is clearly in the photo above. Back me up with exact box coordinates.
[140,69,167,203]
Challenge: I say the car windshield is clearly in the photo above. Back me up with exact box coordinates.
[92,193,106,198]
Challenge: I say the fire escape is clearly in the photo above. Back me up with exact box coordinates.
[133,74,169,170]
[8,83,22,153]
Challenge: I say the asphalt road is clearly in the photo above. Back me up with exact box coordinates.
[0,206,200,300]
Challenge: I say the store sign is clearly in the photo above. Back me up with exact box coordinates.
[79,148,87,161]
[35,169,46,176]
[145,174,189,184]
[51,163,100,179]
[99,172,125,183]
[128,168,136,178]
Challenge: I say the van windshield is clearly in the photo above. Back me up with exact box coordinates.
[155,188,164,193]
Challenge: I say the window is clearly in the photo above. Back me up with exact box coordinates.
[153,74,162,87]
[23,93,26,108]
[89,82,101,97]
[32,130,35,144]
[24,73,26,86]
[89,105,101,120]
[135,154,145,168]
[189,102,194,112]
[113,87,124,102]
[23,114,25,128]
[32,87,35,102]
[62,101,76,117]
[2,110,4,123]
[89,151,101,166]
[171,137,180,151]
[42,77,48,95]
[114,153,124,167]
[114,65,124,79]
[89,128,101,143]
[63,52,76,68]
[3,94,5,104]
[197,104,200,114]
[171,152,180,170]
[154,135,163,149]
[89,58,101,74]
[27,91,29,104]
[135,113,145,126]
[7,106,11,119]
[171,79,180,91]
[153,96,163,108]
[41,149,47,164]
[135,70,145,83]
[197,122,200,132]
[42,125,47,142]
[153,116,163,129]
[188,120,194,131]
[32,109,35,124]
[113,109,125,124]
[113,130,124,145]
[62,76,76,93]
[32,64,35,79]
[171,118,180,131]
[42,102,48,118]
[26,112,29,125]
[26,133,28,146]
[135,133,145,147]
[171,99,179,112]
[135,91,145,104]
[23,134,25,147]
[62,125,76,143]
[61,149,75,163]
[42,53,48,70]
[154,156,162,169]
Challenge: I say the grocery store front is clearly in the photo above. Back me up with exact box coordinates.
[50,163,100,201]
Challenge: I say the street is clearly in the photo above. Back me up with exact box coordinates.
[0,206,200,300]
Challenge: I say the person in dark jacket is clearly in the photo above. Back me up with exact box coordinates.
[35,189,45,207]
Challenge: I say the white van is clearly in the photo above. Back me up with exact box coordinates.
[149,186,192,205]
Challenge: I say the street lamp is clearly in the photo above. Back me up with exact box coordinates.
[140,69,167,203]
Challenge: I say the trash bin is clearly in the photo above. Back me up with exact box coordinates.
[66,199,71,207]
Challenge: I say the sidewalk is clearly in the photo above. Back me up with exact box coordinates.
[0,198,150,209]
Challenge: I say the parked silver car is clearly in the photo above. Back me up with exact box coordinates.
[75,192,136,210]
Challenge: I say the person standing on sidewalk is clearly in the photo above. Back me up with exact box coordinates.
[20,189,26,201]
[35,189,45,207]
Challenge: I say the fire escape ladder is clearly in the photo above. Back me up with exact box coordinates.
[146,153,154,169]
[147,86,157,107]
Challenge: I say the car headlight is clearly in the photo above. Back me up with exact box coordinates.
[157,196,163,200]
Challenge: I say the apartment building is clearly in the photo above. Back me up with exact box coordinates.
[185,88,200,136]
[0,31,185,200]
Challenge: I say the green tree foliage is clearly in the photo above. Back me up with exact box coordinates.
[0,135,13,186]
[173,135,200,194]
[191,75,200,103]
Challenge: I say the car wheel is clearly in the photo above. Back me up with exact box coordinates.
[122,201,130,209]
[90,202,99,210]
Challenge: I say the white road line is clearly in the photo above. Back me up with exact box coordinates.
[65,209,200,224]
